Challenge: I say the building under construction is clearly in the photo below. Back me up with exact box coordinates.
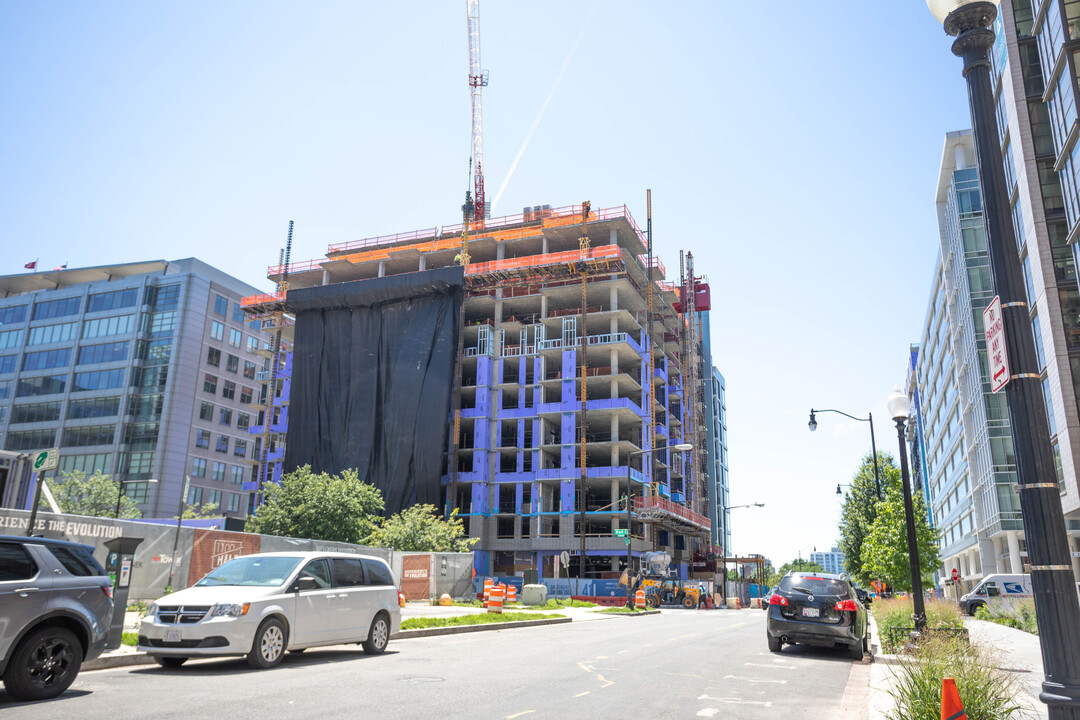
[242,202,721,579]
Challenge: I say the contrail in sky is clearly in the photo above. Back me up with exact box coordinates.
[491,2,599,214]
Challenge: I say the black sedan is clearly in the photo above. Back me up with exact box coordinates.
[766,572,868,659]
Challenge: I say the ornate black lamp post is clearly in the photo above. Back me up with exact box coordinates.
[809,408,881,499]
[927,1,1080,715]
[886,387,926,630]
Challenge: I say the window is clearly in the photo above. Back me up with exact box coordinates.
[188,485,204,503]
[77,341,129,365]
[220,408,232,426]
[333,558,366,587]
[208,489,222,505]
[0,306,28,326]
[146,283,180,311]
[228,493,241,512]
[128,394,163,419]
[240,386,253,404]
[210,321,225,341]
[299,559,332,588]
[230,464,245,483]
[362,559,395,586]
[83,314,134,339]
[137,339,171,364]
[72,369,125,391]
[48,545,102,576]
[212,462,226,482]
[16,375,67,397]
[11,402,61,424]
[87,289,138,313]
[207,347,221,367]
[234,439,248,458]
[216,435,229,453]
[5,429,56,451]
[243,361,257,379]
[69,396,121,419]
[132,366,167,388]
[58,453,110,474]
[237,413,251,430]
[191,458,207,478]
[232,303,244,323]
[204,374,218,394]
[28,322,78,345]
[246,336,259,353]
[200,402,214,421]
[121,422,159,452]
[141,311,176,336]
[0,355,14,374]
[229,329,242,347]
[32,297,81,321]
[214,295,228,316]
[0,543,37,581]
[226,354,239,373]
[22,348,72,371]
[61,425,115,448]
[196,430,211,449]
[221,380,236,400]
[0,329,22,349]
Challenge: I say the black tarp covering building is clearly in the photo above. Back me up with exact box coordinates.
[283,266,463,515]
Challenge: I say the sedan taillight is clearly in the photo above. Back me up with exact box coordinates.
[835,599,859,612]
[769,593,788,606]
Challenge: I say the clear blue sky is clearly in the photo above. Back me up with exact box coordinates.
[0,2,975,565]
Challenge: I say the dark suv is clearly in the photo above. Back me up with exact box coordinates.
[766,571,868,660]
[0,536,113,701]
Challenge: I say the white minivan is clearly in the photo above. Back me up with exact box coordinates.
[138,551,401,668]
[958,573,1032,615]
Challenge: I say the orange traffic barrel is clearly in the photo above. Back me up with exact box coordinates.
[487,584,505,614]
[483,577,494,607]
[507,584,517,604]
[635,589,646,610]
[941,677,967,720]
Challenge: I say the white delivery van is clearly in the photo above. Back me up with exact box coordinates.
[958,573,1032,615]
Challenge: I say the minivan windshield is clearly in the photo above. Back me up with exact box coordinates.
[779,575,848,596]
[195,556,303,587]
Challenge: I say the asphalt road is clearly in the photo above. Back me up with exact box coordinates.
[1,609,865,719]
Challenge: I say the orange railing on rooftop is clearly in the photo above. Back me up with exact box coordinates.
[268,258,328,277]
[241,291,286,308]
[466,244,621,275]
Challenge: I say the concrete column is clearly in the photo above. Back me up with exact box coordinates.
[1006,531,1023,574]
[541,295,548,319]
[542,236,549,254]
[610,349,619,399]
[611,478,619,514]
[495,300,503,324]
[419,255,427,271]
[610,316,618,334]
[321,270,329,286]
[609,284,618,312]
[497,242,505,260]
[378,261,386,278]
[609,227,617,246]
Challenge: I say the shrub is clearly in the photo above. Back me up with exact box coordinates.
[121,631,139,646]
[886,636,1030,719]
[874,598,964,653]
[976,598,1038,635]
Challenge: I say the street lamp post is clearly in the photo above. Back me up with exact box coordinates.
[114,478,157,518]
[928,2,1080,715]
[626,444,692,577]
[719,502,764,605]
[886,387,926,631]
[809,408,881,499]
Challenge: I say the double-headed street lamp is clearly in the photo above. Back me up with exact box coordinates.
[808,408,882,499]
[885,387,926,631]
[625,443,692,574]
[114,478,157,519]
[927,2,1080,715]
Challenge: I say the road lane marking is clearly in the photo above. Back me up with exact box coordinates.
[617,650,628,654]
[680,633,699,638]
[577,661,615,689]
[723,675,787,684]
[506,712,535,719]
[744,662,794,669]
[595,655,609,659]
[664,672,706,679]
[697,694,773,707]
[697,709,719,717]
[575,692,590,698]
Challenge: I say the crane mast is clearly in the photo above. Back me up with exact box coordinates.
[466,0,488,227]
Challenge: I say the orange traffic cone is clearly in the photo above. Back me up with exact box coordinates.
[941,677,967,720]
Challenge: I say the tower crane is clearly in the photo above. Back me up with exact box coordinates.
[466,0,488,227]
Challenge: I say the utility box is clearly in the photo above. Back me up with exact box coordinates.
[523,569,539,585]
[522,584,547,606]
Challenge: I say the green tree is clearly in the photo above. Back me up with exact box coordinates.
[246,465,384,544]
[837,452,901,586]
[767,560,825,587]
[861,481,940,591]
[179,503,220,520]
[366,504,477,552]
[49,470,141,518]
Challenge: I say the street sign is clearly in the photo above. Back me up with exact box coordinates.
[983,296,1010,393]
[613,528,628,537]
[560,550,571,567]
[951,567,960,583]
[32,448,58,472]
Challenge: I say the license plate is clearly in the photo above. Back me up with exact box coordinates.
[802,607,820,618]
[164,629,181,643]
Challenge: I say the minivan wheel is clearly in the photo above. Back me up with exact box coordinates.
[767,635,782,653]
[362,613,390,655]
[3,626,83,701]
[153,656,188,668]
[247,618,287,669]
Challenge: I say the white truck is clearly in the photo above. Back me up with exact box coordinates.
[958,573,1032,615]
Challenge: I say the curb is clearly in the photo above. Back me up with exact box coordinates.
[396,616,572,639]
[84,652,158,671]
[589,609,662,617]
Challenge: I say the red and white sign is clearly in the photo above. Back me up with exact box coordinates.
[951,567,960,583]
[983,296,1010,393]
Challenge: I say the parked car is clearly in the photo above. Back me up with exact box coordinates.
[138,551,401,669]
[853,586,872,606]
[959,573,1032,615]
[766,571,868,660]
[761,586,778,610]
[0,535,113,701]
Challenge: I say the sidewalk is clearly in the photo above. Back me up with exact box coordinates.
[867,615,1047,719]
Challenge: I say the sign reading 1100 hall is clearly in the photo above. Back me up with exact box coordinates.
[984,296,1010,394]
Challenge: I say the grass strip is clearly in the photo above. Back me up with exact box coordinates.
[592,607,646,614]
[401,612,565,630]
